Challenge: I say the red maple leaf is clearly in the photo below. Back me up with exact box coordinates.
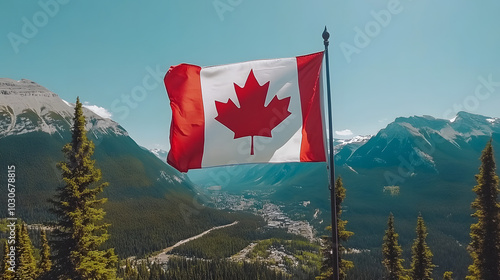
[215,69,291,155]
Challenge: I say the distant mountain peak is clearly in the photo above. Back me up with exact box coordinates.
[1,78,37,84]
[455,110,482,118]
[451,111,499,136]
[335,135,372,145]
[455,111,490,121]
[452,111,498,125]
[148,147,169,162]
[0,78,126,138]
[334,135,372,164]
[347,111,500,169]
[393,115,450,131]
[394,114,436,123]
[0,78,58,98]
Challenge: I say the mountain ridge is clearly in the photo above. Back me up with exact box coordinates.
[0,78,126,138]
[345,111,500,170]
[0,78,237,258]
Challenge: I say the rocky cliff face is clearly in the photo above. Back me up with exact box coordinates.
[0,78,126,138]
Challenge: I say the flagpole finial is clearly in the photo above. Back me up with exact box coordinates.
[322,26,330,44]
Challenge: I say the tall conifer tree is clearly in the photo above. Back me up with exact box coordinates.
[123,259,138,279]
[382,213,406,280]
[15,223,37,280]
[1,241,5,279]
[2,240,15,280]
[38,229,52,279]
[442,271,453,280]
[467,140,500,280]
[317,177,354,280]
[410,214,435,280]
[50,97,117,279]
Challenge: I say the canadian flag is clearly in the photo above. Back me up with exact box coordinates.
[164,51,326,172]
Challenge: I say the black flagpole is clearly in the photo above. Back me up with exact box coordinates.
[323,26,340,280]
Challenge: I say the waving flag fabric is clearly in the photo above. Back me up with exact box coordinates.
[164,51,326,172]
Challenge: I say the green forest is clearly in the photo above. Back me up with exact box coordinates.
[0,99,499,279]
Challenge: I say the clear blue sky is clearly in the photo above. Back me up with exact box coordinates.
[2,1,500,150]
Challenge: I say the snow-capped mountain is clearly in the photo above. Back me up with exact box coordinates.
[334,135,372,165]
[451,111,500,136]
[187,111,500,202]
[346,112,500,170]
[0,77,200,222]
[149,148,169,162]
[335,135,373,147]
[0,78,126,138]
[187,111,500,191]
[0,78,238,259]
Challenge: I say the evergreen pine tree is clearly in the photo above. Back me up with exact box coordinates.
[410,214,435,280]
[0,242,4,279]
[122,259,138,279]
[442,271,453,280]
[467,140,500,280]
[137,261,149,280]
[38,229,52,279]
[149,262,162,280]
[15,223,37,280]
[50,97,117,280]
[2,240,15,280]
[382,213,406,280]
[317,177,354,280]
[317,226,335,280]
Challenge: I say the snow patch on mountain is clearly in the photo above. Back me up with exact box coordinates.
[335,135,371,150]
[413,147,435,168]
[62,99,73,108]
[339,135,372,145]
[159,170,184,184]
[346,165,358,174]
[150,148,169,162]
[333,135,371,163]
